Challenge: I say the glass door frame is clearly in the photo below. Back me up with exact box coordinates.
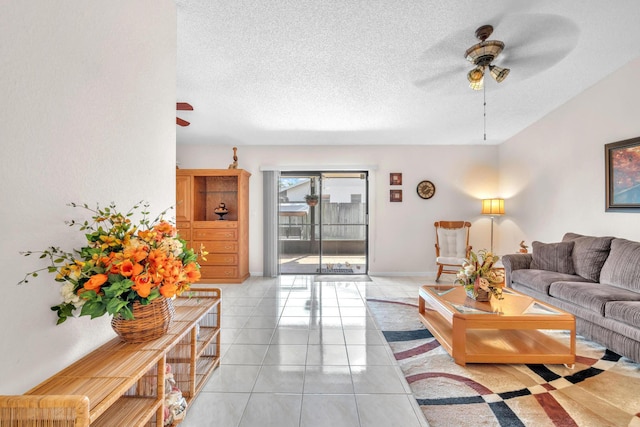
[278,170,369,275]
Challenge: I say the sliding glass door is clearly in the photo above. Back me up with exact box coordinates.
[278,171,368,275]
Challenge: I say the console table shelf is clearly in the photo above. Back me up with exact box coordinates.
[0,287,221,426]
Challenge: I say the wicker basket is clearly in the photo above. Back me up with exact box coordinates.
[465,287,491,302]
[111,297,175,343]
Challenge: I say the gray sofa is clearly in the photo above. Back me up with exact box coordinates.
[502,232,640,363]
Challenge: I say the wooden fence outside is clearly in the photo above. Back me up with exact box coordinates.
[279,202,366,240]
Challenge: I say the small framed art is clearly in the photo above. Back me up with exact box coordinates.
[390,189,402,202]
[390,173,402,186]
[605,136,640,212]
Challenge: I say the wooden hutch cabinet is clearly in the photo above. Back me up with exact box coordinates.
[175,169,251,283]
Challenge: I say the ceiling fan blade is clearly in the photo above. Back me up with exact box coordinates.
[177,117,190,127]
[177,102,193,111]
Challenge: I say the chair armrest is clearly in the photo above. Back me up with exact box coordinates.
[501,253,533,287]
[0,395,90,426]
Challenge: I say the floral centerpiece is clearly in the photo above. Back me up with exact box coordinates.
[20,201,206,325]
[454,249,504,301]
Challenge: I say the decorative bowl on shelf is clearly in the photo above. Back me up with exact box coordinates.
[214,202,229,220]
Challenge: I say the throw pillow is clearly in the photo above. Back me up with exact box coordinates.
[599,238,640,292]
[562,232,614,282]
[530,241,576,274]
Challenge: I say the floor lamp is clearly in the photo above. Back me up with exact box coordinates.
[481,198,505,254]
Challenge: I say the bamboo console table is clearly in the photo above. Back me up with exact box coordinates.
[0,287,221,426]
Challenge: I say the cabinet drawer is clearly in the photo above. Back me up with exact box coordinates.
[193,229,238,240]
[200,266,238,278]
[194,241,238,254]
[193,221,237,229]
[199,254,238,266]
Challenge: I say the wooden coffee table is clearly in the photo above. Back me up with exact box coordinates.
[418,285,575,366]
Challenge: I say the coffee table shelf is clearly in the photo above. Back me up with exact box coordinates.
[418,285,575,366]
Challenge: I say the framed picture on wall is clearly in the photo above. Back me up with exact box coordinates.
[605,136,640,212]
[390,189,402,202]
[390,173,402,185]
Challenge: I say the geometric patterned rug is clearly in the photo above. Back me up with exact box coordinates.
[366,298,640,427]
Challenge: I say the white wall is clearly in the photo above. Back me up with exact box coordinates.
[177,144,500,276]
[0,2,176,393]
[499,57,640,250]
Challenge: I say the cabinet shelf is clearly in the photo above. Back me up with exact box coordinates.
[198,190,236,194]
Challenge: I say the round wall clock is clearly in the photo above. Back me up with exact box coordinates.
[417,180,436,199]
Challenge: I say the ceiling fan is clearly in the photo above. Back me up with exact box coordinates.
[176,102,193,127]
[464,25,510,90]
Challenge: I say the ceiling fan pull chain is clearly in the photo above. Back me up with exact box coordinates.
[483,84,487,141]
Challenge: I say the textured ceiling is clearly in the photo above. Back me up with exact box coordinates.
[176,0,640,146]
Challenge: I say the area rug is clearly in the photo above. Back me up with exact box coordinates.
[366,298,640,427]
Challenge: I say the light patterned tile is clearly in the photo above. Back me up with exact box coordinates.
[343,329,385,345]
[222,344,269,365]
[185,276,430,427]
[203,365,260,392]
[303,366,354,394]
[347,344,395,366]
[263,344,308,365]
[306,344,349,366]
[239,393,302,427]
[253,365,305,393]
[233,328,275,344]
[181,392,249,427]
[308,328,345,345]
[356,394,424,427]
[300,394,359,427]
[351,365,407,394]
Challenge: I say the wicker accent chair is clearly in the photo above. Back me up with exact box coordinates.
[434,221,472,281]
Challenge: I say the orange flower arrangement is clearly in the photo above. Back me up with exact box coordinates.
[20,201,206,324]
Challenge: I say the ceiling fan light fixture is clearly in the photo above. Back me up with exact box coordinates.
[489,65,510,83]
[469,77,484,91]
[464,40,504,66]
[467,66,485,83]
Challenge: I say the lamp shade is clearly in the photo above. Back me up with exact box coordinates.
[467,66,484,83]
[481,198,505,215]
[467,66,485,91]
[489,65,510,83]
[468,78,484,91]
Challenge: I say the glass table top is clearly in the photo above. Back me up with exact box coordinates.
[421,285,567,317]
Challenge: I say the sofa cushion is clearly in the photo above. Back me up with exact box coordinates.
[548,282,640,316]
[530,241,575,274]
[599,238,640,292]
[605,301,640,327]
[562,232,614,282]
[511,269,590,295]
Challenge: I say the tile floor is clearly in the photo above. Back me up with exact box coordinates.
[181,275,434,427]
